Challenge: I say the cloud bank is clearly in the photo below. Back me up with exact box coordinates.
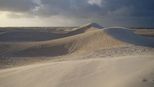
[0,0,154,27]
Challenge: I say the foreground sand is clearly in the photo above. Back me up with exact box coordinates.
[0,55,154,87]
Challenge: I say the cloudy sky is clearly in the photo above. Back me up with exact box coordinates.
[0,0,154,27]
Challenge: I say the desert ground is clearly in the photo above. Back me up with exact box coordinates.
[0,23,154,87]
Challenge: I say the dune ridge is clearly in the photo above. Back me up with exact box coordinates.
[0,24,126,57]
[0,23,154,66]
[1,24,154,58]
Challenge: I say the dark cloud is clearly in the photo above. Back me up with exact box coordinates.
[35,0,154,17]
[0,0,37,12]
[0,0,154,27]
[38,0,102,17]
[103,0,154,17]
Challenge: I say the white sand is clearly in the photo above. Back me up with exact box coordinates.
[0,55,154,87]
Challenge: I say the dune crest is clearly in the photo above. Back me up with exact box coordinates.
[1,23,154,58]
[0,23,125,57]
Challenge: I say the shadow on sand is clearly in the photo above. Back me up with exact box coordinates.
[105,28,154,48]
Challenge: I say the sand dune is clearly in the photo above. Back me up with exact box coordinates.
[0,23,154,87]
[0,23,154,66]
[0,23,102,42]
[0,23,125,57]
[1,24,154,58]
[134,29,154,37]
[0,31,65,42]
[0,55,154,87]
[105,27,154,47]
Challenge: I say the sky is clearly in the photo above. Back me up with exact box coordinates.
[0,0,154,27]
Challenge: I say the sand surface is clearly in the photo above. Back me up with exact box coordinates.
[0,23,154,87]
[0,55,154,87]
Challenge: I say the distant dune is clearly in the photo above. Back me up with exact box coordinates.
[0,23,124,57]
[0,23,154,58]
[134,29,154,37]
[0,23,154,87]
[105,27,154,47]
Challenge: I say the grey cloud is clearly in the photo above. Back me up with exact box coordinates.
[103,0,154,17]
[35,0,103,18]
[35,0,154,18]
[0,0,37,12]
[0,0,153,27]
[1,0,153,18]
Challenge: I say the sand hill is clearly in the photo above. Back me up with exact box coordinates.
[105,27,154,47]
[0,23,154,87]
[0,23,154,58]
[0,23,125,57]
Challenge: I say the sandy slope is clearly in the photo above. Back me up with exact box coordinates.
[105,27,154,47]
[0,23,154,87]
[1,24,154,58]
[0,23,154,68]
[0,25,125,57]
[1,25,154,58]
[0,55,154,87]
